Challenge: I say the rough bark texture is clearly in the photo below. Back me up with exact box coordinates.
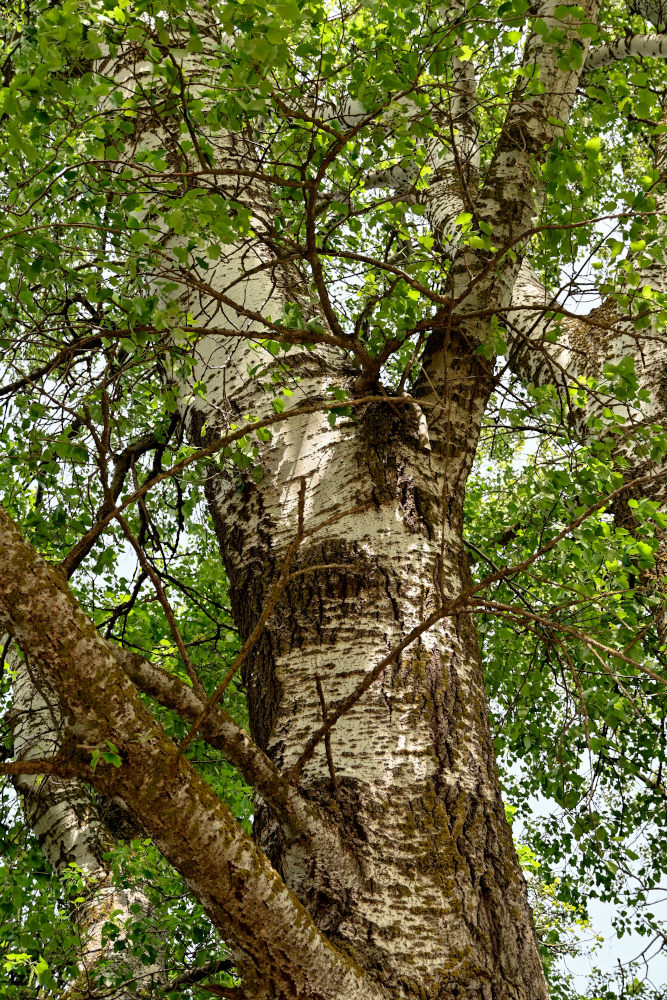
[199,324,548,998]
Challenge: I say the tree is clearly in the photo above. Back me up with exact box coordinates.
[0,0,667,996]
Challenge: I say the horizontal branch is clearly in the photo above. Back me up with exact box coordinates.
[0,333,102,399]
[473,598,667,686]
[467,464,667,601]
[585,33,667,74]
[160,958,237,993]
[364,163,420,191]
[0,756,80,777]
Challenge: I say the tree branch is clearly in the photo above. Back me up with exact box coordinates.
[505,258,575,390]
[585,33,667,74]
[466,0,599,315]
[0,756,79,776]
[0,507,377,1000]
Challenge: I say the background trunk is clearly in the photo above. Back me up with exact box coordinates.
[8,643,164,999]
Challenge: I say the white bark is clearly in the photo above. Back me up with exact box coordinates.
[505,260,573,388]
[585,33,667,73]
[198,309,548,998]
[430,0,601,326]
[7,642,163,999]
[118,648,365,900]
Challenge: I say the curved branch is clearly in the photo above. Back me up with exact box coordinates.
[505,259,574,389]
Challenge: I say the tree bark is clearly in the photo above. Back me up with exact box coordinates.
[68,5,562,996]
[196,318,548,997]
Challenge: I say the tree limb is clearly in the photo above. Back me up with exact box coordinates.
[585,33,667,74]
[0,506,379,1000]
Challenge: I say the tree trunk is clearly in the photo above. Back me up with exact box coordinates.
[88,11,551,997]
[195,317,548,996]
[507,110,667,641]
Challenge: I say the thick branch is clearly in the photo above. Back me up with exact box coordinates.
[505,259,574,389]
[0,507,381,1000]
[464,0,600,314]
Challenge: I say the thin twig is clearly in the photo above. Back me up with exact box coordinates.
[315,675,338,795]
[475,599,667,687]
[116,512,207,701]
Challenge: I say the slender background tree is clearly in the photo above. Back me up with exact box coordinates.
[1,0,667,996]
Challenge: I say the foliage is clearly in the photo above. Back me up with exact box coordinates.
[467,385,667,991]
[1,0,667,992]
